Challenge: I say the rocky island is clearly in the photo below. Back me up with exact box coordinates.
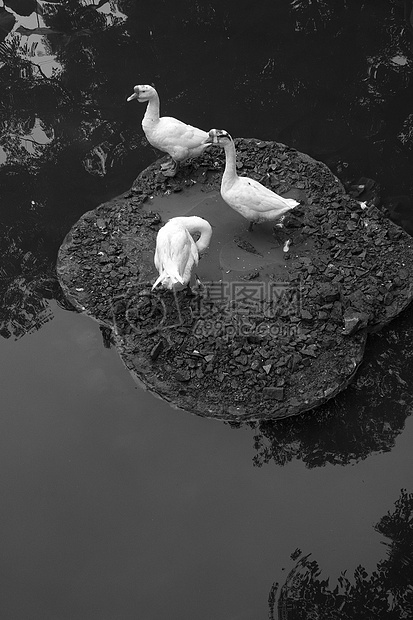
[57,139,413,421]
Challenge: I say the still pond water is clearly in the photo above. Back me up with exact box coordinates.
[1,2,413,618]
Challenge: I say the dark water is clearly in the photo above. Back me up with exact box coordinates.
[1,2,413,618]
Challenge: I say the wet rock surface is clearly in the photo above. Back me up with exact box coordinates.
[57,139,413,421]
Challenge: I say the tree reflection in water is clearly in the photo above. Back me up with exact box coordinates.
[269,489,413,619]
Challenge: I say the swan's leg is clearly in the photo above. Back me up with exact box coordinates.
[185,282,195,297]
[172,288,184,324]
[248,221,254,232]
[187,276,205,321]
[160,157,178,177]
[194,274,204,292]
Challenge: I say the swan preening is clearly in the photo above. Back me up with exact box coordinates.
[152,216,212,290]
[127,84,210,176]
[204,129,300,231]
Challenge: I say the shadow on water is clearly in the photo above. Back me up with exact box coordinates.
[2,0,413,616]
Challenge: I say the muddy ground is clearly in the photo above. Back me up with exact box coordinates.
[57,139,413,421]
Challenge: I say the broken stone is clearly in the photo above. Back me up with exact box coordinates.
[317,282,340,303]
[263,387,284,401]
[96,218,107,229]
[150,340,164,361]
[236,354,248,365]
[175,371,191,382]
[342,309,369,335]
[301,345,317,357]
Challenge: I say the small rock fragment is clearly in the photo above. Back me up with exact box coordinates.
[318,282,340,303]
[301,309,313,320]
[263,387,284,401]
[175,371,191,382]
[342,309,369,335]
[150,340,164,360]
[301,345,317,357]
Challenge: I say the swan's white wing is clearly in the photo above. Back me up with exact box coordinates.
[154,117,208,156]
[169,228,199,276]
[228,177,298,214]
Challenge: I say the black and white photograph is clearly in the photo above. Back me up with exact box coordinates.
[1,1,413,618]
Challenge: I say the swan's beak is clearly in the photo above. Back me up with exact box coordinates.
[127,92,139,102]
[203,135,214,144]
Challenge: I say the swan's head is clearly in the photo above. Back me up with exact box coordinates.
[127,84,157,102]
[203,129,233,146]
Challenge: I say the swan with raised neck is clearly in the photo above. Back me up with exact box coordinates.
[204,129,300,231]
[127,84,210,176]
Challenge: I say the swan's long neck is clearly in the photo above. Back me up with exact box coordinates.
[142,93,160,128]
[182,217,212,253]
[222,139,238,188]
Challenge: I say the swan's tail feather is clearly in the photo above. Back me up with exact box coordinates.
[284,198,300,209]
[152,269,185,290]
[274,198,300,219]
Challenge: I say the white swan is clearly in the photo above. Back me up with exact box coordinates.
[152,216,212,290]
[127,84,211,176]
[204,129,300,231]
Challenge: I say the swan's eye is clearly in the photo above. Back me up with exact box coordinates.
[218,131,230,140]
